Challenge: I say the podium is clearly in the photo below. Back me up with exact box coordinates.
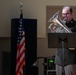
[48,33,76,75]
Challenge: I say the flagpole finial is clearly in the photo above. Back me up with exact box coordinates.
[20,2,23,9]
[20,2,23,14]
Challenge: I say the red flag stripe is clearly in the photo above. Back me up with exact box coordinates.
[16,43,25,59]
[17,36,25,51]
[16,43,25,69]
[16,56,25,75]
[16,34,25,58]
[16,46,25,64]
[16,53,25,72]
[16,48,25,64]
[16,52,25,72]
[16,59,25,75]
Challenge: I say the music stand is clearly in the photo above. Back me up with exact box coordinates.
[48,33,76,75]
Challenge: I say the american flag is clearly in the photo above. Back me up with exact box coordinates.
[16,5,25,75]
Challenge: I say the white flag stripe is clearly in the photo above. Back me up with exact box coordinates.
[20,68,23,75]
[16,53,25,71]
[16,43,25,59]
[20,37,25,46]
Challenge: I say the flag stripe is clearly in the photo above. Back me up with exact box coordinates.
[16,48,25,64]
[16,53,25,74]
[16,37,25,59]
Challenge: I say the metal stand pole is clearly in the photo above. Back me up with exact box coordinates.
[61,41,65,75]
[59,37,67,75]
